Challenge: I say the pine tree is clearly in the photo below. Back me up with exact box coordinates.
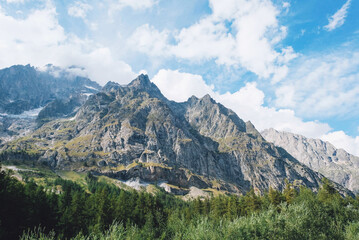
[268,187,284,206]
[283,179,297,204]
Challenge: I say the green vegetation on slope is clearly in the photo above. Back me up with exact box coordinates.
[1,165,359,240]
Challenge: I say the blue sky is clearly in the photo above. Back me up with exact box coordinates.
[0,0,359,155]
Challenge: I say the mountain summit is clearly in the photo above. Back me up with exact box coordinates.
[0,74,352,196]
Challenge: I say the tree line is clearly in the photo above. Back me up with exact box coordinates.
[1,166,359,239]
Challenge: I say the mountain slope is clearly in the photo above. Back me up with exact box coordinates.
[0,75,352,196]
[261,128,359,193]
[0,64,100,114]
[0,64,101,145]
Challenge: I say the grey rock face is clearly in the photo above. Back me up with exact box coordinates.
[261,128,359,193]
[36,94,89,126]
[1,74,353,196]
[0,64,100,114]
[0,116,36,146]
[0,64,101,146]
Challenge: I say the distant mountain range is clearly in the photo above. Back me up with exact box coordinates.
[0,64,100,114]
[0,64,100,145]
[262,128,359,193]
[0,65,352,197]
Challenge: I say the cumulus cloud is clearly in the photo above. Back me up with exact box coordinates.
[321,131,359,156]
[68,1,92,19]
[129,0,296,82]
[152,69,331,138]
[324,0,351,31]
[171,17,236,64]
[0,2,136,85]
[128,24,170,57]
[274,50,359,118]
[152,69,215,102]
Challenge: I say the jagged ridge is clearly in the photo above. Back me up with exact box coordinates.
[0,74,353,196]
[262,128,359,193]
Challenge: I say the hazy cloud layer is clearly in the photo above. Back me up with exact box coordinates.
[68,1,92,19]
[275,50,359,119]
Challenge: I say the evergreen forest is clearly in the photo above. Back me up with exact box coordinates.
[1,165,359,240]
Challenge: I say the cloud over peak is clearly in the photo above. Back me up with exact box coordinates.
[0,2,136,85]
[129,0,296,82]
[152,69,331,139]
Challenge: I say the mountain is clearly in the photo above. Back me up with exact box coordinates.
[0,64,100,114]
[0,64,101,145]
[0,116,35,146]
[261,128,359,193]
[36,94,88,126]
[0,74,352,196]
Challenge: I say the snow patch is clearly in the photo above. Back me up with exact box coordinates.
[85,85,98,91]
[158,182,171,193]
[82,93,93,97]
[120,178,149,190]
[3,166,35,172]
[0,107,43,119]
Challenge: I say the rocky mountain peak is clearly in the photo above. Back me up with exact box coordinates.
[201,94,215,103]
[245,121,262,138]
[8,64,35,73]
[128,74,152,88]
[102,81,121,92]
[187,95,199,102]
[261,128,359,193]
[127,74,164,99]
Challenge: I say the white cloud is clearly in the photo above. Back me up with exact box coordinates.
[68,1,98,30]
[171,17,236,64]
[282,2,290,9]
[129,0,295,82]
[109,0,158,14]
[116,0,157,10]
[152,69,214,102]
[152,69,331,138]
[324,0,351,31]
[275,50,359,118]
[68,1,92,19]
[128,24,170,57]
[6,0,25,3]
[0,2,136,85]
[321,131,359,156]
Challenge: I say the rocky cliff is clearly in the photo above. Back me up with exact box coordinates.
[261,128,359,193]
[0,64,101,145]
[0,74,352,196]
[0,64,100,114]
